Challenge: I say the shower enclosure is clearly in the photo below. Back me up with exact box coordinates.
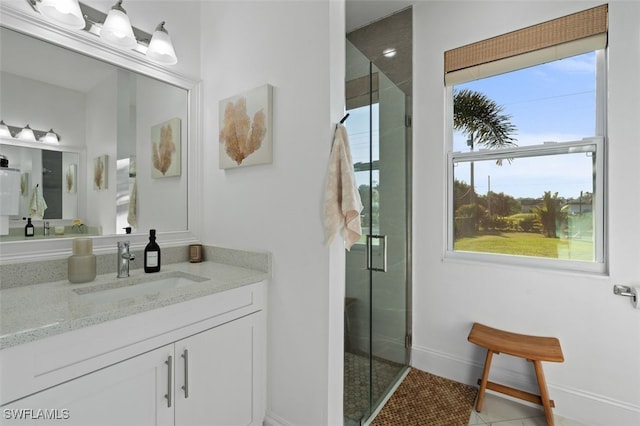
[343,8,412,425]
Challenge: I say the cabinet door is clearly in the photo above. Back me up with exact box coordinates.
[1,345,174,426]
[174,313,262,426]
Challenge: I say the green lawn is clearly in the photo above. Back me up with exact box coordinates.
[454,231,593,261]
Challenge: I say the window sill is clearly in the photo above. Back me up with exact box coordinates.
[443,250,608,277]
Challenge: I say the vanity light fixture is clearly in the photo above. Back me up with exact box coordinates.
[0,121,62,143]
[24,0,179,65]
[32,0,86,30]
[146,22,178,65]
[100,0,137,50]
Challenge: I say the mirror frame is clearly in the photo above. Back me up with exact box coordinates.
[0,3,202,264]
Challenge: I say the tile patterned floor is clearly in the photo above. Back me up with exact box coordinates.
[468,393,589,426]
[344,351,404,425]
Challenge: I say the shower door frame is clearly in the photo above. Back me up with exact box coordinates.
[343,56,412,426]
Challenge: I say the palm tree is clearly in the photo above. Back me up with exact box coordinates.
[454,89,517,229]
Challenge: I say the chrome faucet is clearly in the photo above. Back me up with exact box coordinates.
[117,241,135,278]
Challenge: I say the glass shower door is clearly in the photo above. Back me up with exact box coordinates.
[344,40,411,425]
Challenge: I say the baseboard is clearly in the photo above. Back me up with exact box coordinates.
[411,344,640,426]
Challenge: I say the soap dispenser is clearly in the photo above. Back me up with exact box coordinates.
[68,238,97,283]
[24,217,34,237]
[144,229,161,273]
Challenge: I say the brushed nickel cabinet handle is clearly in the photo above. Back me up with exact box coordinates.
[165,355,173,408]
[181,349,189,398]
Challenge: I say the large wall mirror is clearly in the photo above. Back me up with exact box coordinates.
[0,4,201,262]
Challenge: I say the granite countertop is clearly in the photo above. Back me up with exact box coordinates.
[0,261,269,349]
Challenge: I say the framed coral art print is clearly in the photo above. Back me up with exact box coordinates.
[20,173,29,196]
[93,155,108,190]
[219,84,273,169]
[66,164,77,193]
[151,117,181,178]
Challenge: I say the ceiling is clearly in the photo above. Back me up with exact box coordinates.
[346,0,413,32]
[346,2,413,96]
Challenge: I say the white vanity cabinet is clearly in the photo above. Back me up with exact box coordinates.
[0,281,266,426]
[174,313,259,425]
[3,344,175,426]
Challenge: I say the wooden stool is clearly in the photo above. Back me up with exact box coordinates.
[467,323,564,426]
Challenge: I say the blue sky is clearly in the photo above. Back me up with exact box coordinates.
[345,51,598,200]
[452,51,598,199]
[453,51,597,150]
[345,104,380,190]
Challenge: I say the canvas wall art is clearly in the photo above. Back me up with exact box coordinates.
[219,84,273,169]
[151,118,181,178]
[129,156,137,178]
[93,155,108,190]
[66,164,77,193]
[20,173,29,196]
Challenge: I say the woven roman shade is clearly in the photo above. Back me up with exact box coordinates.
[445,4,608,85]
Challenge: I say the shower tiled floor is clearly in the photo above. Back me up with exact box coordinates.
[468,393,589,426]
[344,351,404,425]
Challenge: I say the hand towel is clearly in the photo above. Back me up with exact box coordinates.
[28,184,47,219]
[324,124,363,250]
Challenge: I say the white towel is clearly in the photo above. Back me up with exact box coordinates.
[324,124,363,250]
[28,184,47,219]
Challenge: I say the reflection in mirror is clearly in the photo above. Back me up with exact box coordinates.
[1,142,80,219]
[0,26,189,242]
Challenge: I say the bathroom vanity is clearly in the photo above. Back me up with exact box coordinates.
[0,260,267,425]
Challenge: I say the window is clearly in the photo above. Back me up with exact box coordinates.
[347,104,380,242]
[445,6,607,271]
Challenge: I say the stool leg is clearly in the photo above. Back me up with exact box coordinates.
[476,349,494,412]
[533,360,554,426]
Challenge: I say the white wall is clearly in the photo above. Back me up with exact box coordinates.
[0,72,86,150]
[0,72,85,222]
[134,74,189,233]
[199,1,345,425]
[412,2,640,425]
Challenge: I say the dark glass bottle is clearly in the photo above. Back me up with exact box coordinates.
[144,229,161,273]
[25,218,34,237]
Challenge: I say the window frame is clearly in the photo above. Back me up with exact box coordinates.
[443,49,608,274]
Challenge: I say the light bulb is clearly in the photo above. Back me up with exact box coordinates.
[100,0,137,49]
[41,129,60,144]
[17,125,36,142]
[0,121,11,138]
[147,22,178,65]
[39,0,86,30]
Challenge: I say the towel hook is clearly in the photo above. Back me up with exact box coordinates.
[340,113,350,124]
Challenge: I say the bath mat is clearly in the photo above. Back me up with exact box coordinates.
[371,368,477,426]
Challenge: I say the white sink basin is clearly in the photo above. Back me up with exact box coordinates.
[73,273,208,304]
